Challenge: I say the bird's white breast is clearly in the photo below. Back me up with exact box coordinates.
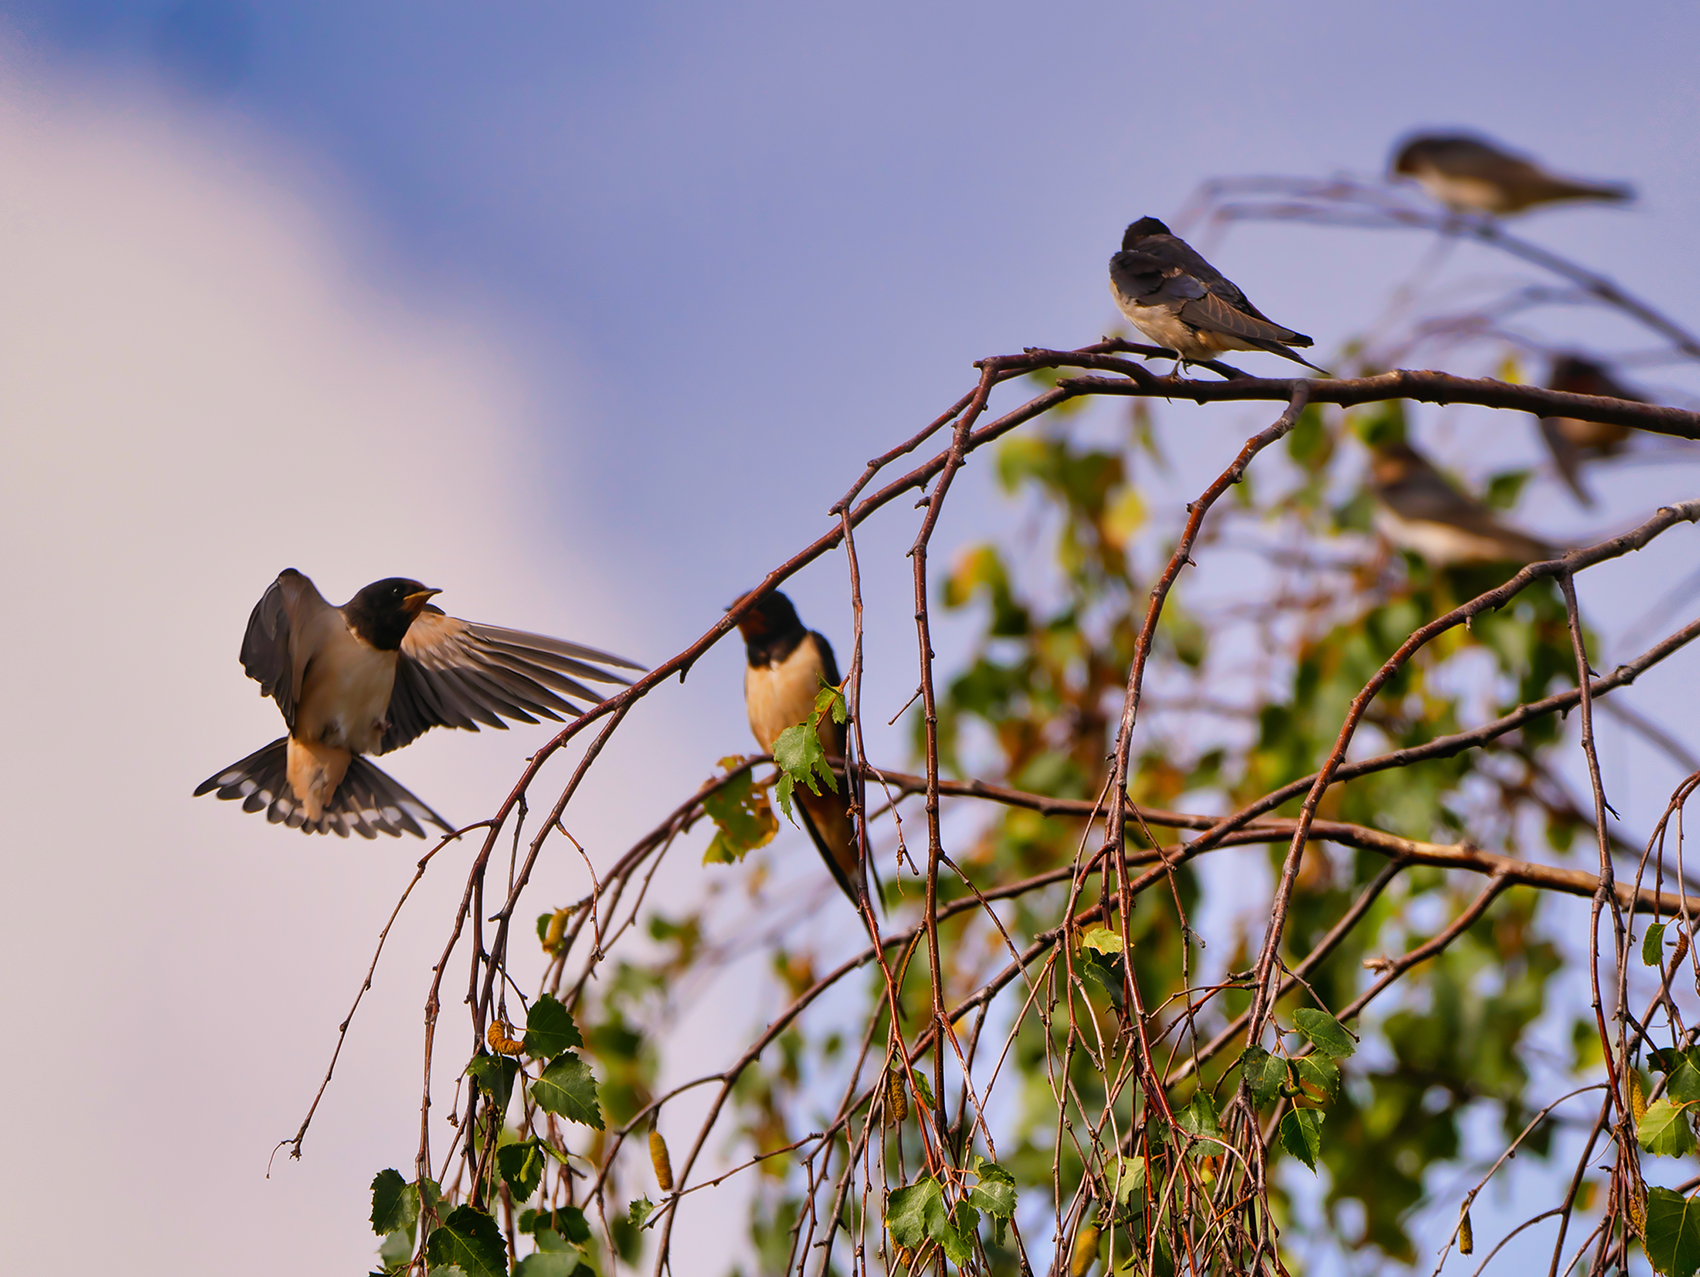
[1108,281,1245,360]
[1373,507,1506,567]
[745,641,824,753]
[296,616,399,754]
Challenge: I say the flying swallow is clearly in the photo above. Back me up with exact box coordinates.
[1390,133,1633,216]
[195,569,642,837]
[1109,217,1323,373]
[1367,440,1553,567]
[735,590,860,904]
[1537,355,1641,507]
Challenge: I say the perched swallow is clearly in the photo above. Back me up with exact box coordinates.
[196,569,642,838]
[1368,440,1553,567]
[1537,355,1641,508]
[1390,133,1633,216]
[735,590,860,903]
[1109,217,1323,373]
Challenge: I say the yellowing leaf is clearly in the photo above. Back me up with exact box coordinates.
[1101,486,1146,551]
[702,765,779,865]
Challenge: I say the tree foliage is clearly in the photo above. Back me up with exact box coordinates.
[280,172,1700,1277]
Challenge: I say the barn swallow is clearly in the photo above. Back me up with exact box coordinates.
[735,590,860,903]
[195,569,642,838]
[1368,440,1553,567]
[1109,217,1324,373]
[1390,134,1633,216]
[1537,355,1641,507]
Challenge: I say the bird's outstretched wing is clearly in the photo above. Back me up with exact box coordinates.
[238,568,333,733]
[380,609,644,753]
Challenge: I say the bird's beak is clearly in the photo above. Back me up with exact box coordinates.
[404,588,442,613]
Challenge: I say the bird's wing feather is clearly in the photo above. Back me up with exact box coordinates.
[238,569,333,733]
[1177,289,1310,346]
[1384,467,1547,548]
[381,609,642,753]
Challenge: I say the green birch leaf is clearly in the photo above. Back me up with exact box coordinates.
[513,1250,581,1277]
[525,1209,590,1244]
[1241,1047,1286,1107]
[530,1052,605,1129]
[701,763,778,865]
[1293,1008,1356,1058]
[1176,1091,1219,1141]
[1639,1098,1698,1157]
[885,1175,947,1249]
[524,995,583,1059]
[425,1206,509,1277]
[1646,922,1669,966]
[814,679,847,725]
[498,1140,546,1202]
[371,1168,418,1237]
[942,1202,978,1267]
[628,1197,654,1229]
[378,1228,414,1269]
[1293,1053,1340,1098]
[1645,1187,1700,1277]
[1280,1108,1325,1171]
[465,1053,519,1117]
[909,1070,936,1112]
[1652,1049,1700,1104]
[1078,925,1124,955]
[772,721,837,824]
[967,1159,1017,1218]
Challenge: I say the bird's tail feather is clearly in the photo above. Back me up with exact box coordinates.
[194,738,453,839]
[797,785,869,910]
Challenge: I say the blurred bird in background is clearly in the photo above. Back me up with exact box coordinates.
[734,589,861,904]
[196,569,642,837]
[1109,216,1323,374]
[1536,354,1643,507]
[1390,133,1634,216]
[1366,439,1554,567]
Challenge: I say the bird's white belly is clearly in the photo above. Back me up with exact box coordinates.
[298,626,398,754]
[1374,508,1502,567]
[1108,284,1245,359]
[745,644,823,753]
[1411,169,1506,214]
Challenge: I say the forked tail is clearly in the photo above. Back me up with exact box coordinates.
[194,738,454,839]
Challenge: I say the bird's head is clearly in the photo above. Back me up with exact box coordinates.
[728,589,801,644]
[1122,216,1171,249]
[347,577,441,650]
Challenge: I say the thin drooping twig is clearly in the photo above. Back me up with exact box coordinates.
[334,328,1700,1277]
[1246,501,1700,1043]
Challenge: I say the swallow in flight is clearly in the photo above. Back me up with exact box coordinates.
[735,590,860,903]
[1109,217,1323,373]
[1391,133,1633,216]
[1537,355,1642,508]
[196,569,642,837]
[1368,440,1553,567]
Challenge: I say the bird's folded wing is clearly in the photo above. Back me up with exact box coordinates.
[1177,290,1309,346]
[381,609,644,753]
[1385,470,1546,546]
[238,568,332,733]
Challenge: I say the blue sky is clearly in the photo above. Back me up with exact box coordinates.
[3,2,1699,1273]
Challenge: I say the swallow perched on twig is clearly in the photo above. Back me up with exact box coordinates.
[1367,440,1554,567]
[735,590,861,903]
[1537,355,1642,508]
[196,569,642,837]
[1109,217,1324,374]
[1390,133,1633,216]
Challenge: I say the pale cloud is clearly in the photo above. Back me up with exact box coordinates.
[0,54,718,1272]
